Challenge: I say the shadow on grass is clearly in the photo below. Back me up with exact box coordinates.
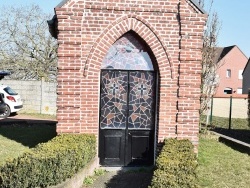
[212,128,250,144]
[105,169,153,188]
[211,128,250,155]
[218,137,250,155]
[0,118,57,148]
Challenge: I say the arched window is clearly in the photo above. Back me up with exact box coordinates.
[102,32,154,70]
[224,87,232,94]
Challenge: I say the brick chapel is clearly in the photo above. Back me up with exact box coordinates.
[48,0,207,166]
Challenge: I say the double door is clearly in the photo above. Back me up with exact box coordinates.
[99,70,156,166]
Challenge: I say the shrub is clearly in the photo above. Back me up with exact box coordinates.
[0,134,96,188]
[150,138,199,188]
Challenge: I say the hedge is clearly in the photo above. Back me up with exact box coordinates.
[150,138,199,188]
[0,134,96,188]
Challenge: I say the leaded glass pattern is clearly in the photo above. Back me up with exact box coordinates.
[102,33,154,70]
[100,71,128,129]
[100,70,155,130]
[128,71,155,129]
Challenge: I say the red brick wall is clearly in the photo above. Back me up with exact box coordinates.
[55,0,207,150]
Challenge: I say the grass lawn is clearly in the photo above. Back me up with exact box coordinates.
[0,135,30,166]
[197,135,250,188]
[201,115,250,144]
[17,112,57,120]
[200,115,250,130]
[0,116,57,166]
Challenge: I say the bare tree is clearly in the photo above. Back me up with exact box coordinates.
[199,0,221,126]
[0,5,57,81]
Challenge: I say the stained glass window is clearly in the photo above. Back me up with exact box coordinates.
[128,71,155,129]
[100,71,128,129]
[102,33,154,70]
[100,71,155,130]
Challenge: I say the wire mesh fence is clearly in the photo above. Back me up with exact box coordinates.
[200,93,250,145]
[201,95,250,130]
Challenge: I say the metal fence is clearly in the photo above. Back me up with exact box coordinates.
[202,94,250,130]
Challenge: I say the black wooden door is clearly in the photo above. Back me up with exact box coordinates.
[99,70,155,166]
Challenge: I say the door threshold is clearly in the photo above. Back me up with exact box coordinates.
[100,166,154,172]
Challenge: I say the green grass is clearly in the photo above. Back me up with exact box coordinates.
[200,115,250,144]
[17,112,56,120]
[0,135,30,166]
[83,169,107,186]
[0,125,57,148]
[201,115,250,130]
[0,120,57,166]
[197,135,250,188]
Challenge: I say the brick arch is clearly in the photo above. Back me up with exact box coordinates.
[85,15,174,78]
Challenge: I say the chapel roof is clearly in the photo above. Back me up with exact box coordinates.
[56,0,206,13]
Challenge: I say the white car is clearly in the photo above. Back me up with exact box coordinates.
[0,85,23,118]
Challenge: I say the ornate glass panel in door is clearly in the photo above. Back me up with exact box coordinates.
[100,70,128,129]
[99,70,128,166]
[126,71,155,165]
[128,71,155,129]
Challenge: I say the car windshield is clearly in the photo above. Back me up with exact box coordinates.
[4,86,18,95]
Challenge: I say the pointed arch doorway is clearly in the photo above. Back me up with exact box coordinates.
[99,31,157,166]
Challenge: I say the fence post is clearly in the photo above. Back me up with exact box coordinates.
[229,96,232,130]
[40,77,45,114]
[209,96,213,125]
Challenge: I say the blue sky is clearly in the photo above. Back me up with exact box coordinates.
[211,0,250,58]
[1,0,249,57]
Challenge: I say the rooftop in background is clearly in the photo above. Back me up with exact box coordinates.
[213,46,235,63]
[213,45,248,64]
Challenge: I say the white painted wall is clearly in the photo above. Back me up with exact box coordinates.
[212,97,249,118]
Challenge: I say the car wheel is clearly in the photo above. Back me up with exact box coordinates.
[0,105,10,118]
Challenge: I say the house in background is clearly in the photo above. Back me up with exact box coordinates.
[242,58,250,94]
[213,45,248,96]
